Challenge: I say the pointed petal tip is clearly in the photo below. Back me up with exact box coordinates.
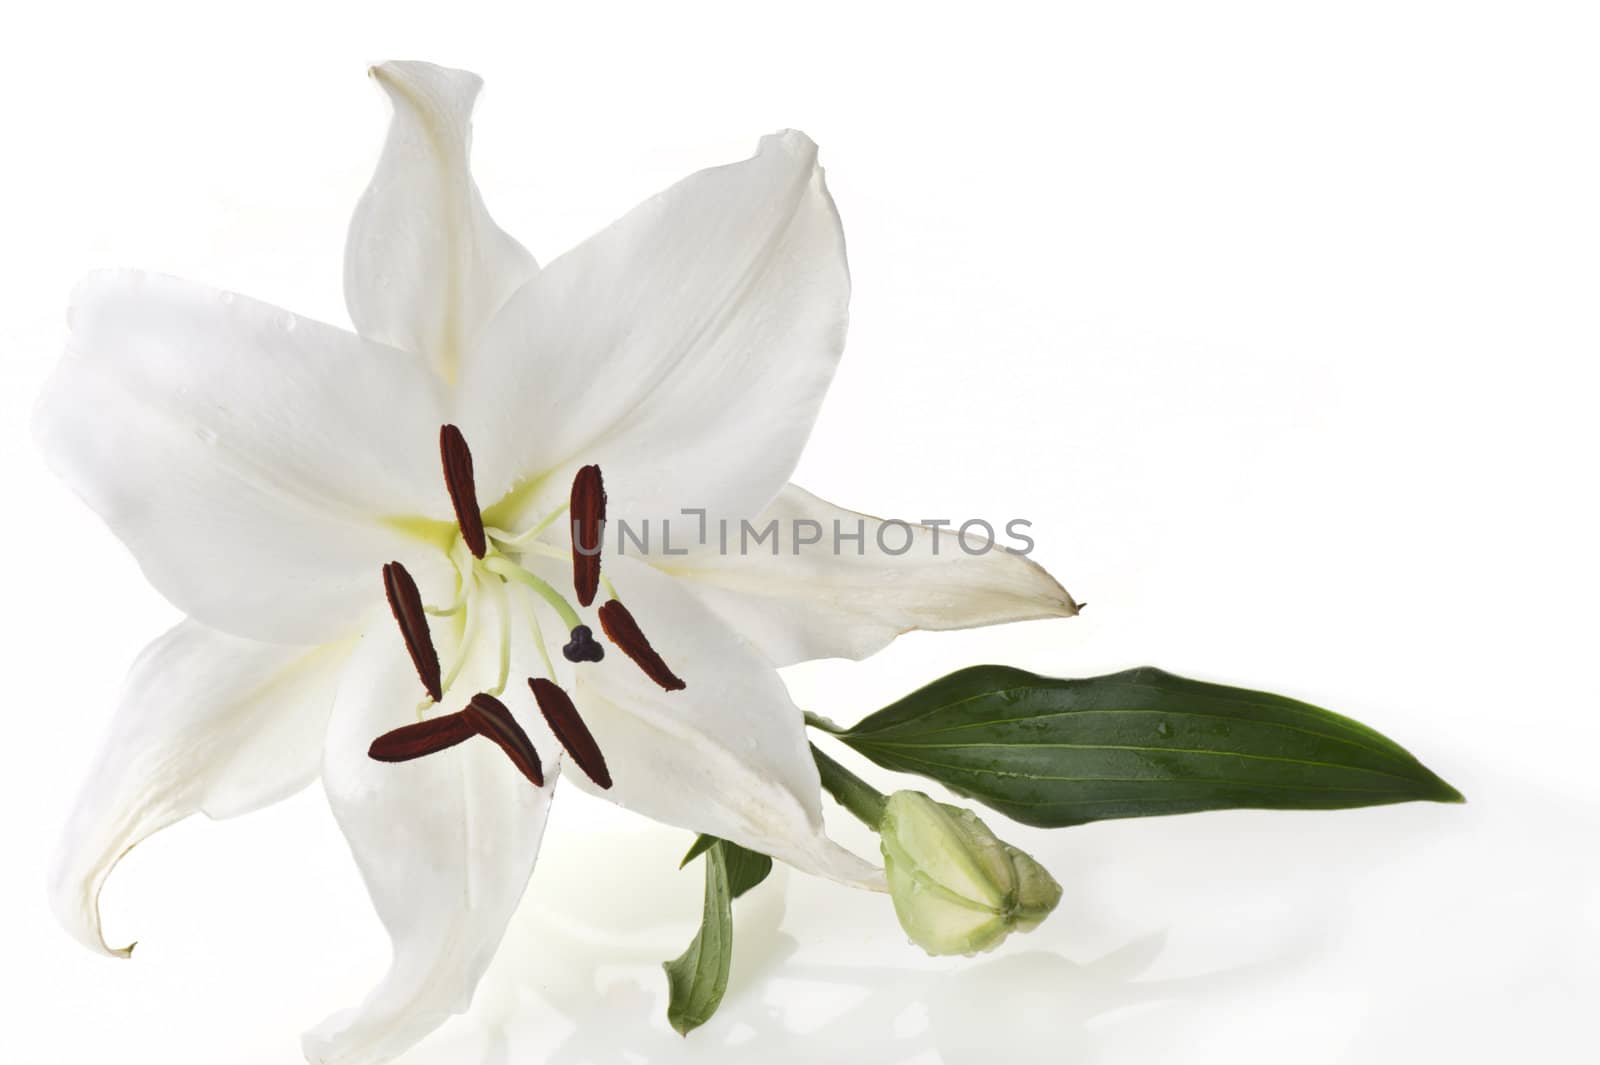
[47,843,141,961]
[761,128,819,161]
[314,632,552,1065]
[44,623,348,968]
[1020,553,1081,618]
[368,59,483,100]
[804,841,886,892]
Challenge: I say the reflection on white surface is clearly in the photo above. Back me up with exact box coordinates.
[361,780,1594,1065]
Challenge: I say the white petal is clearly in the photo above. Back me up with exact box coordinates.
[346,61,537,381]
[49,620,351,958]
[35,271,452,643]
[571,556,881,888]
[463,130,849,531]
[307,625,554,1065]
[658,485,1080,666]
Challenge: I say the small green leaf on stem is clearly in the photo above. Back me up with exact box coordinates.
[664,837,774,1035]
[681,834,773,898]
[664,843,733,1037]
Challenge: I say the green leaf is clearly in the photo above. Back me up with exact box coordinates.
[664,843,733,1037]
[664,837,774,1036]
[680,833,717,868]
[823,665,1462,827]
[680,834,773,899]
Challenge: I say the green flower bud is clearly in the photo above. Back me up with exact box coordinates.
[879,791,1062,956]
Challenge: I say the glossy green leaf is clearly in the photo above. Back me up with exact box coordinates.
[664,843,733,1037]
[681,835,773,899]
[664,837,774,1036]
[821,665,1461,827]
[680,833,717,867]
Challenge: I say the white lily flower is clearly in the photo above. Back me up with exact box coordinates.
[35,60,1079,1065]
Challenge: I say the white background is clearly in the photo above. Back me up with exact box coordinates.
[2,2,1596,1062]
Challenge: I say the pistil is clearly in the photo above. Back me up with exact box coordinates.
[481,555,583,631]
[480,554,602,663]
[370,427,681,798]
[562,624,605,663]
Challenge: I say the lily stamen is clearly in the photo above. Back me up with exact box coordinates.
[427,573,484,715]
[440,424,488,559]
[570,464,606,607]
[529,678,612,789]
[423,537,475,616]
[486,580,512,697]
[512,585,558,680]
[464,693,544,786]
[368,711,477,762]
[383,561,442,701]
[369,695,546,790]
[484,501,569,551]
[598,599,686,691]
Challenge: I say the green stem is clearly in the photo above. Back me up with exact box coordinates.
[482,555,583,631]
[810,743,888,830]
[802,710,844,733]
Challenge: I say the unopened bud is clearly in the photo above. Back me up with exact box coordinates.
[878,791,1062,956]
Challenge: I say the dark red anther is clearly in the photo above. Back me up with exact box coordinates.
[440,424,487,558]
[570,464,606,607]
[383,562,442,701]
[529,678,612,789]
[597,599,686,691]
[369,711,475,762]
[466,693,544,787]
